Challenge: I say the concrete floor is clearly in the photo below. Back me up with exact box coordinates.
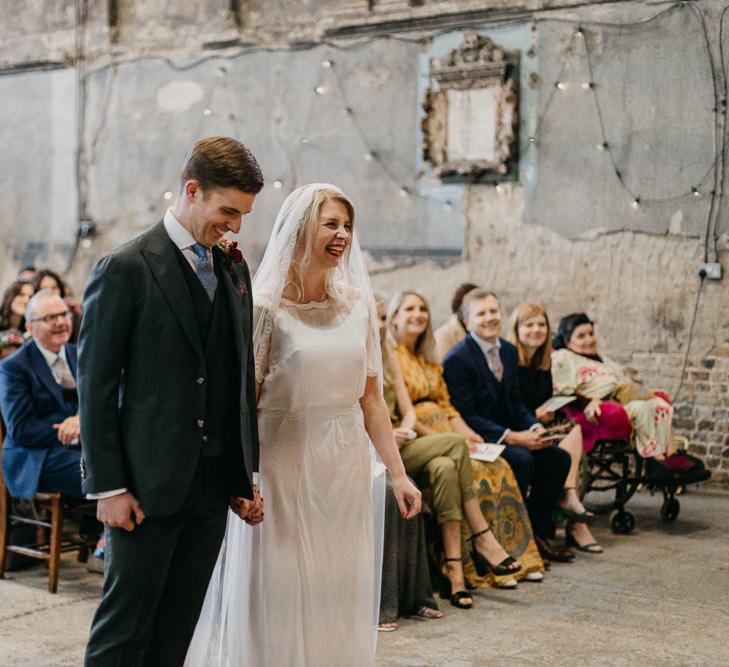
[1,487,727,666]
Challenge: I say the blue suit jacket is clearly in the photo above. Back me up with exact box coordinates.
[0,340,78,498]
[442,335,537,442]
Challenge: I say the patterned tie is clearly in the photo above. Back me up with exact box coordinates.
[486,346,504,382]
[52,356,76,390]
[191,243,218,301]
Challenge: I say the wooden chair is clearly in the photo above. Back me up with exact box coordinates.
[0,427,97,593]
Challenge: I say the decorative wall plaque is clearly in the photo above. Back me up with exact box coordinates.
[422,32,519,182]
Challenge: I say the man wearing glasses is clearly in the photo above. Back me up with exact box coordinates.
[0,289,84,501]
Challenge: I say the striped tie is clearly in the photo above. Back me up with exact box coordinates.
[191,243,218,301]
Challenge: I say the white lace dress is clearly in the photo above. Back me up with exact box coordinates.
[251,293,378,666]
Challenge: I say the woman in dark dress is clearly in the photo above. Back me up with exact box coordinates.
[376,298,442,630]
[509,304,603,553]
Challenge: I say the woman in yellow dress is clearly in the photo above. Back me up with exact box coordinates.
[388,290,545,589]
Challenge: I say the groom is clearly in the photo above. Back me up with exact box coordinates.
[79,137,264,666]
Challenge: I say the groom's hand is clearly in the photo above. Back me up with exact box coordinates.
[97,492,145,532]
[230,485,264,525]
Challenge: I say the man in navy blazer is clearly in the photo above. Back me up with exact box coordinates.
[443,290,573,562]
[0,290,84,499]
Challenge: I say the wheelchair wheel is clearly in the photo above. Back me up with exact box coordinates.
[610,509,636,534]
[660,497,680,522]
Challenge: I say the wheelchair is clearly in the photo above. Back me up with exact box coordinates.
[579,435,710,534]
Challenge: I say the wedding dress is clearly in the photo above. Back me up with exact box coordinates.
[187,184,385,667]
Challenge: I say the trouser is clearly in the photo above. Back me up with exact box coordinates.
[38,445,83,498]
[399,433,477,523]
[500,445,570,539]
[84,456,229,667]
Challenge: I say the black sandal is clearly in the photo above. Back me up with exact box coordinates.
[439,558,473,609]
[469,527,521,578]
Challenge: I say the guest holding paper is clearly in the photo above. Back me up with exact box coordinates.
[388,290,546,590]
[509,304,603,553]
[443,290,574,564]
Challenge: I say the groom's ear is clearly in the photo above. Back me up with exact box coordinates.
[184,179,202,202]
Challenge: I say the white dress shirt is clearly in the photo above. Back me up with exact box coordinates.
[36,342,72,383]
[164,207,213,267]
[36,342,80,447]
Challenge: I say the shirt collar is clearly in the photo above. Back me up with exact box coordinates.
[163,207,198,252]
[470,331,501,356]
[36,341,67,368]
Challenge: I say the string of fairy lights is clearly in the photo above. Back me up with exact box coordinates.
[54,0,729,279]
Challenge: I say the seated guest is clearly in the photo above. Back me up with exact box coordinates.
[18,266,37,282]
[0,290,84,499]
[0,280,34,332]
[0,329,24,360]
[31,269,67,297]
[509,304,603,553]
[388,291,544,590]
[552,313,674,463]
[434,282,477,361]
[443,290,574,564]
[375,297,443,628]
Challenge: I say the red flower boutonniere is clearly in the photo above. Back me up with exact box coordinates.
[217,238,243,263]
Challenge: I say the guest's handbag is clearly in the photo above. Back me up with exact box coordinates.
[614,381,655,404]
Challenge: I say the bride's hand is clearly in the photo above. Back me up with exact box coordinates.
[391,475,422,520]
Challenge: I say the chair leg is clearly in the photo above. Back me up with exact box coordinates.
[48,496,63,594]
[0,489,8,579]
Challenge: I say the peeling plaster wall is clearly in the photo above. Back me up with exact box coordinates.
[2,0,729,480]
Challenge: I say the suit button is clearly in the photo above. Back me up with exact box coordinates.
[196,377,205,385]
[197,419,205,428]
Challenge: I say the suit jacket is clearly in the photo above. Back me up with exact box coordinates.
[78,222,259,516]
[442,335,537,442]
[0,340,79,498]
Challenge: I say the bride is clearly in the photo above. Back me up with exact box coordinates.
[186,183,421,666]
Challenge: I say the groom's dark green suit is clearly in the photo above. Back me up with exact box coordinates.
[79,221,259,666]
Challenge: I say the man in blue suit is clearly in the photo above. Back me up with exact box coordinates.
[443,289,573,563]
[0,290,84,500]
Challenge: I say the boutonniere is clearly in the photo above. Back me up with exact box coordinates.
[217,238,243,264]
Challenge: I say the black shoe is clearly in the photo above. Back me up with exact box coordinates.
[469,526,521,577]
[439,558,473,609]
[535,536,575,563]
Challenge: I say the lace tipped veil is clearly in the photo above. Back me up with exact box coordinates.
[186,183,387,666]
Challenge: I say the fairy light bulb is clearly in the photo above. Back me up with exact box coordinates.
[273,180,283,189]
[202,108,212,116]
[631,197,641,210]
[314,85,327,96]
[556,81,568,91]
[398,187,410,198]
[163,191,173,200]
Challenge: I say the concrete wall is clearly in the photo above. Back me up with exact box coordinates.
[1,0,727,481]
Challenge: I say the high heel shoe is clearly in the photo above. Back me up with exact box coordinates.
[566,526,603,554]
[557,487,594,523]
[439,558,473,609]
[469,526,521,577]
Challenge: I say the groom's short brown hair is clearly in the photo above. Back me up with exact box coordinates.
[180,136,264,195]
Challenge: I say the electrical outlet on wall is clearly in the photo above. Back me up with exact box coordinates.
[698,262,722,280]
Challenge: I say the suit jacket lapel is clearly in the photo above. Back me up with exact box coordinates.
[66,346,78,378]
[215,247,244,364]
[466,336,498,399]
[28,341,64,408]
[141,223,204,362]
